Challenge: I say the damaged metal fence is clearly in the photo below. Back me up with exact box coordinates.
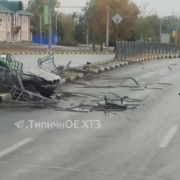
[37,53,71,76]
[115,42,180,60]
[0,55,60,108]
[37,53,97,79]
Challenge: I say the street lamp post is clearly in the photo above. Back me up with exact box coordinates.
[40,15,42,44]
[92,1,95,52]
[106,5,109,53]
[48,0,52,53]
[159,18,165,43]
[56,12,59,35]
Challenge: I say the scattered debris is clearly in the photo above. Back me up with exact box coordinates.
[168,66,172,70]
[118,85,140,88]
[70,82,88,85]
[130,89,144,91]
[77,85,117,88]
[144,85,163,90]
[0,53,172,114]
[156,83,172,86]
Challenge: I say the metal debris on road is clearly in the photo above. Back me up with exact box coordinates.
[156,83,172,85]
[130,89,144,91]
[37,53,72,76]
[168,66,172,70]
[0,53,172,114]
[77,85,117,88]
[144,85,163,90]
[98,77,139,85]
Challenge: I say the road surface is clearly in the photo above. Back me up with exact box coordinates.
[0,58,180,180]
[14,54,114,68]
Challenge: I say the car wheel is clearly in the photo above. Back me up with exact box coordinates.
[40,90,54,98]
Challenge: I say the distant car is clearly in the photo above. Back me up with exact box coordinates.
[0,53,61,98]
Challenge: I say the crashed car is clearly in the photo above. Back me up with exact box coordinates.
[0,53,61,98]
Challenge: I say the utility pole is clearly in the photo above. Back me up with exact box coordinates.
[93,2,95,52]
[87,28,89,45]
[175,19,179,44]
[106,5,109,53]
[48,0,52,53]
[56,13,59,36]
[40,15,42,44]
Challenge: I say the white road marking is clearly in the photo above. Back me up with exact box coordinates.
[0,138,33,158]
[159,124,179,148]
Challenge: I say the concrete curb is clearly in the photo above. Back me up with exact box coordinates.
[63,54,180,84]
[7,52,114,55]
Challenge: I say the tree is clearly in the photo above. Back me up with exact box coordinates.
[134,15,171,41]
[60,14,74,42]
[84,0,140,49]
[28,0,60,36]
[74,23,86,43]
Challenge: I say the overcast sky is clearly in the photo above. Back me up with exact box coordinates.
[21,0,180,16]
[57,0,180,16]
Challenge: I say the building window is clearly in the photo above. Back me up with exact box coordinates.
[17,16,19,24]
[7,15,10,22]
[1,15,3,22]
[3,14,5,22]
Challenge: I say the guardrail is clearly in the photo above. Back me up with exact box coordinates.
[115,42,180,60]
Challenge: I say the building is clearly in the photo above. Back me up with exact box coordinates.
[0,0,33,42]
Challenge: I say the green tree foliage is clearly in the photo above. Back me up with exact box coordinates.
[73,23,86,43]
[84,0,140,43]
[134,15,160,41]
[28,0,60,36]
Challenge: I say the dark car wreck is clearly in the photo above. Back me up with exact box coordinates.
[0,53,61,98]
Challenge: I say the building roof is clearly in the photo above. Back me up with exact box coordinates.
[17,10,33,16]
[0,0,32,15]
[0,3,13,12]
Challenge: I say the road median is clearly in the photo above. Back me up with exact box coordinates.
[62,53,180,83]
[1,53,179,100]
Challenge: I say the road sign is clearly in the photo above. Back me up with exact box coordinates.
[112,14,123,24]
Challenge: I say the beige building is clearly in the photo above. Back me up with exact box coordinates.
[0,0,33,42]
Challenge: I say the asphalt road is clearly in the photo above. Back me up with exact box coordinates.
[14,54,114,68]
[0,58,180,180]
